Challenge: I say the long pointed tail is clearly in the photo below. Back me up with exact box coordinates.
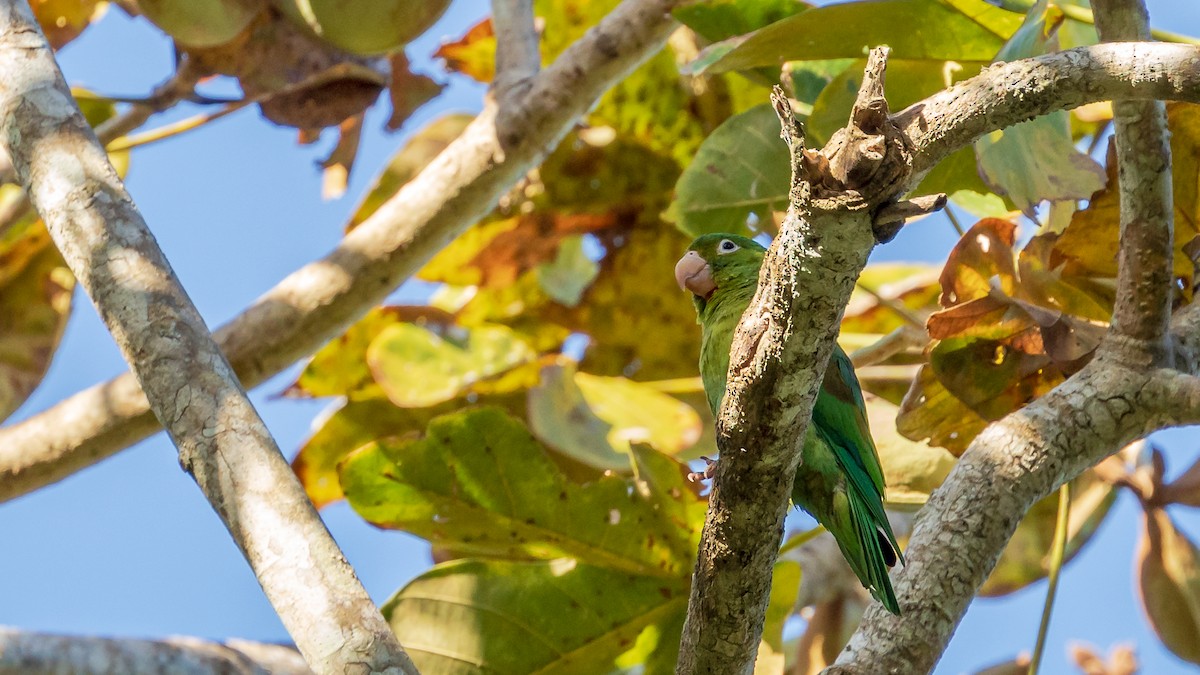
[847,494,901,615]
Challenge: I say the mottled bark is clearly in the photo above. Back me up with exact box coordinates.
[0,628,311,675]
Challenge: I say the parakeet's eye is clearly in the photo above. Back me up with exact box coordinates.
[717,239,740,254]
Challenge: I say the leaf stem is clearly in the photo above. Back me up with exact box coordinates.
[1029,481,1071,675]
[944,204,966,236]
[778,525,826,556]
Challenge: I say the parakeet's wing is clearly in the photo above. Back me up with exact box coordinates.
[812,345,902,559]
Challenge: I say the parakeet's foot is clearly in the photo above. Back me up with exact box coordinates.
[687,456,718,483]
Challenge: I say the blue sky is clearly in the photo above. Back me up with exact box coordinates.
[2,1,1200,673]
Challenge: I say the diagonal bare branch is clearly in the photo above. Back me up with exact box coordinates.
[0,0,684,502]
[0,2,416,672]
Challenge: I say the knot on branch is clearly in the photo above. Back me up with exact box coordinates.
[774,47,916,223]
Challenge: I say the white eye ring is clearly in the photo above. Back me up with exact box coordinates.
[718,239,739,254]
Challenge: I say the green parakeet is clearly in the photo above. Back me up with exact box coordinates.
[675,232,903,615]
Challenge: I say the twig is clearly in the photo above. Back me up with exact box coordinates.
[944,203,966,236]
[854,281,928,330]
[491,0,540,100]
[0,5,416,672]
[848,324,928,368]
[1028,482,1071,675]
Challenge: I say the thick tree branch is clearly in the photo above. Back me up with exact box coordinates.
[0,3,416,673]
[830,359,1200,673]
[834,4,1193,671]
[0,627,311,675]
[1092,0,1173,350]
[0,0,683,502]
[895,42,1200,191]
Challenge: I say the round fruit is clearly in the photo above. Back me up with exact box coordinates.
[137,0,265,48]
[271,0,451,56]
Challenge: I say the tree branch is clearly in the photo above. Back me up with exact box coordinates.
[830,358,1200,673]
[896,42,1200,190]
[0,627,311,675]
[0,0,683,502]
[0,3,415,673]
[1092,0,1173,350]
[491,0,539,101]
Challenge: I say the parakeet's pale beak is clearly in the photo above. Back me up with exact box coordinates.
[675,250,716,299]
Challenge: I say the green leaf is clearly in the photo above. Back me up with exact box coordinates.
[287,306,454,400]
[0,222,74,424]
[975,112,1105,214]
[340,408,703,577]
[673,0,812,43]
[701,0,1021,74]
[367,323,537,408]
[974,4,1105,213]
[527,363,703,471]
[867,396,956,507]
[669,103,791,238]
[292,397,494,509]
[384,558,687,675]
[763,559,802,651]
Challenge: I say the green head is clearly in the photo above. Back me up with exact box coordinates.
[674,233,766,315]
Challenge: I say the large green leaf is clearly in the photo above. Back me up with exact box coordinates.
[286,306,454,400]
[384,558,687,675]
[367,323,538,408]
[673,0,811,43]
[700,0,1021,74]
[340,408,703,577]
[527,363,702,471]
[292,396,517,509]
[669,103,791,238]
